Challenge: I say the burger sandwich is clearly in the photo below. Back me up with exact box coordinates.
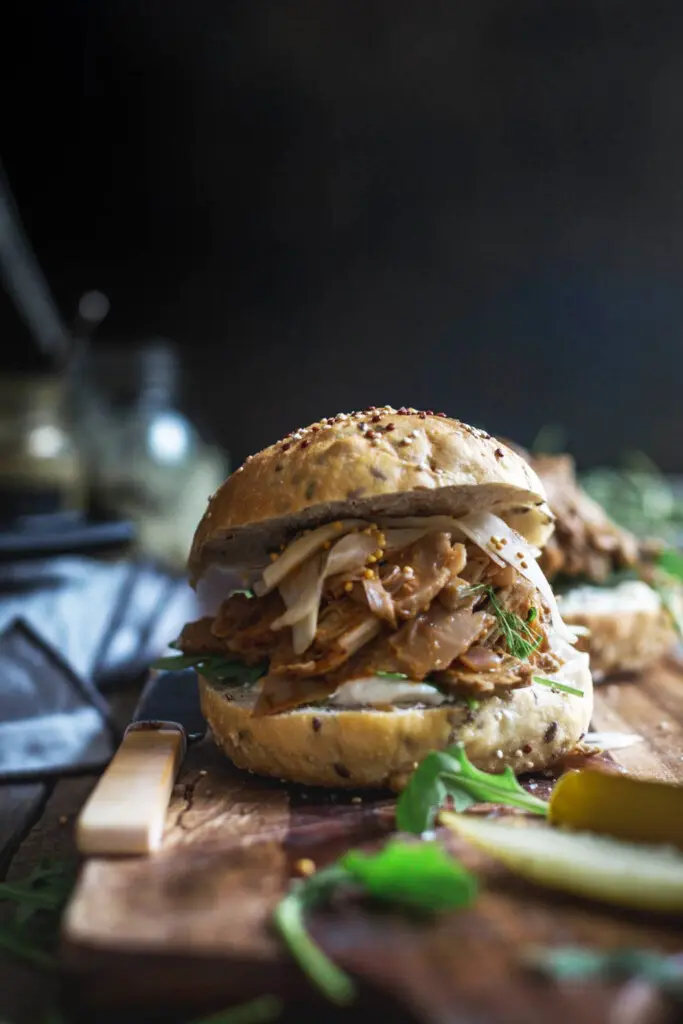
[161,407,593,790]
[524,451,679,680]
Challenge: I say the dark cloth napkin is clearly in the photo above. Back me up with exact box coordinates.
[0,555,199,780]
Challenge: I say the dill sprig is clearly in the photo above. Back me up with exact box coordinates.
[462,584,540,661]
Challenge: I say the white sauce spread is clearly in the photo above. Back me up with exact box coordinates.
[329,676,447,707]
[558,580,660,616]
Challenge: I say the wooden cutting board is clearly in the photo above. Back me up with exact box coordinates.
[61,658,683,1023]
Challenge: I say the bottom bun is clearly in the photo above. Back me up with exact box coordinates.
[558,580,676,681]
[199,647,593,790]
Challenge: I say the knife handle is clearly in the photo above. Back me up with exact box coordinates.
[76,724,186,856]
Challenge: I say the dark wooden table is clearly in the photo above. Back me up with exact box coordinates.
[3,665,683,1024]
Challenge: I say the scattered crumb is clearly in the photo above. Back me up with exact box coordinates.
[295,858,316,877]
[351,796,362,804]
[205,790,213,797]
[59,815,68,825]
[658,721,671,731]
[199,769,208,776]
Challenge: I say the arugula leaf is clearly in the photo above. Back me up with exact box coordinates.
[342,840,477,912]
[274,839,477,1003]
[395,751,453,834]
[465,697,480,712]
[376,670,409,680]
[396,743,549,834]
[0,860,75,971]
[0,922,55,969]
[533,676,584,698]
[151,652,267,685]
[525,945,683,1002]
[656,548,683,582]
[273,864,355,1005]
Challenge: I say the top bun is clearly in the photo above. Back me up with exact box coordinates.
[189,406,554,581]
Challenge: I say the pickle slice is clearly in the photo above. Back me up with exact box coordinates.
[441,812,683,914]
[549,770,683,851]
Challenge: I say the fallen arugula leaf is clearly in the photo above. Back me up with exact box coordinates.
[190,996,283,1024]
[273,863,356,1005]
[0,923,55,969]
[151,652,267,685]
[532,675,584,698]
[396,743,549,834]
[376,670,409,680]
[342,840,477,912]
[524,945,683,1002]
[0,860,75,971]
[273,839,476,1003]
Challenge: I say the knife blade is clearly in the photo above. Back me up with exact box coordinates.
[76,669,206,856]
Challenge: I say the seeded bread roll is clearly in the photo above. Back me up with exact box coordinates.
[558,581,676,680]
[199,648,593,790]
[189,406,554,580]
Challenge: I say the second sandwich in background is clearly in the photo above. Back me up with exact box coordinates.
[523,449,679,681]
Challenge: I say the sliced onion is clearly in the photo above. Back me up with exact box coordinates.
[456,511,576,643]
[271,553,325,632]
[271,530,379,654]
[254,519,365,596]
[381,528,433,550]
[325,531,377,576]
[273,533,375,631]
[454,516,506,567]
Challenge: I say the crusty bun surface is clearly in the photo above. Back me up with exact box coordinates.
[190,407,554,580]
[199,647,592,791]
[558,580,676,680]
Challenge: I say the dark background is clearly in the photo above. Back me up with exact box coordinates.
[4,0,683,469]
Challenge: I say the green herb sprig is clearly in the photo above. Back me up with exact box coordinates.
[396,744,549,835]
[274,839,477,1003]
[151,652,267,685]
[462,585,540,661]
[487,590,541,660]
[532,676,584,698]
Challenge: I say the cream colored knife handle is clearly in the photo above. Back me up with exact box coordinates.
[76,724,185,856]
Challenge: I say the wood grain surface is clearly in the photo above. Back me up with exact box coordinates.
[60,662,683,1023]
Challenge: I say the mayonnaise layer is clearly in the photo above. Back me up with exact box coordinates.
[328,676,447,707]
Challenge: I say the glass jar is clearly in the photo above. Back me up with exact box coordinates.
[73,340,228,569]
[0,373,85,522]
